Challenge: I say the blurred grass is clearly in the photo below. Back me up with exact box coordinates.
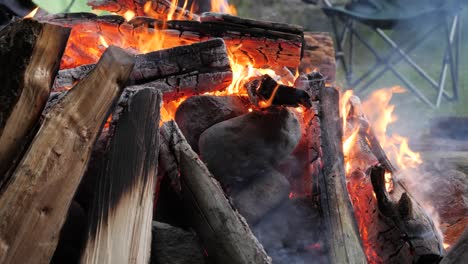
[33,0,94,13]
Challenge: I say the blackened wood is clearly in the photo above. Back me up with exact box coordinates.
[88,0,198,21]
[54,39,232,101]
[319,85,367,263]
[0,46,134,264]
[369,165,444,263]
[440,228,468,264]
[159,121,271,264]
[81,87,162,264]
[42,13,303,69]
[0,19,70,188]
[246,74,311,108]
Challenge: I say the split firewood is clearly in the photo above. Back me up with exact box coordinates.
[42,12,303,69]
[317,79,367,263]
[81,87,162,264]
[368,165,444,263]
[440,228,468,264]
[245,74,311,108]
[0,19,70,187]
[159,121,271,264]
[0,46,134,264]
[88,0,198,21]
[54,38,232,101]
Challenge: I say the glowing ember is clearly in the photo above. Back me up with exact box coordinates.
[98,35,109,48]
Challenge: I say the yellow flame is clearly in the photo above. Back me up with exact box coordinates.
[24,7,38,19]
[210,0,237,15]
[123,10,135,21]
[98,35,109,48]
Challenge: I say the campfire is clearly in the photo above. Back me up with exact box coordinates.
[0,0,465,264]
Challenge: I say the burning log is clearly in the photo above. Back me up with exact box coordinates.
[54,39,232,101]
[88,0,198,21]
[440,228,468,264]
[246,74,311,108]
[316,78,367,263]
[43,12,303,69]
[81,87,162,264]
[0,19,70,187]
[300,32,336,83]
[369,165,444,263]
[159,121,271,264]
[0,46,135,264]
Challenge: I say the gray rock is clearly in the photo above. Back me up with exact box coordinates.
[233,168,291,225]
[199,107,301,192]
[151,221,205,264]
[175,95,249,152]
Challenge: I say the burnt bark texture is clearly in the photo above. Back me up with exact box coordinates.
[81,87,162,264]
[42,12,303,69]
[318,82,367,263]
[54,38,232,101]
[300,32,335,83]
[0,46,134,264]
[0,19,70,188]
[368,166,444,263]
[159,121,272,264]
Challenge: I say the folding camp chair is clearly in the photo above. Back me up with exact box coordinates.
[315,0,462,108]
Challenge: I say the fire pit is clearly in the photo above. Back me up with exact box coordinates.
[0,1,465,264]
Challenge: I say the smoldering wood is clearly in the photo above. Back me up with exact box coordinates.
[300,32,336,82]
[88,0,198,21]
[0,46,134,264]
[42,12,303,69]
[81,87,162,264]
[440,228,468,264]
[0,19,70,188]
[318,83,367,263]
[369,165,444,263]
[245,74,311,108]
[159,121,271,264]
[53,39,232,101]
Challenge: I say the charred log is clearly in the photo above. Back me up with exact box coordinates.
[54,39,232,101]
[159,121,271,264]
[81,87,162,264]
[0,46,134,264]
[369,165,444,263]
[0,19,70,187]
[246,74,311,108]
[300,32,336,82]
[42,13,303,69]
[318,80,367,263]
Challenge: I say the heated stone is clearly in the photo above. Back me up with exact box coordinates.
[175,95,249,153]
[232,168,290,225]
[151,221,205,264]
[199,107,301,192]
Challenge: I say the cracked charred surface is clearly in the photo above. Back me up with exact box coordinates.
[41,12,303,69]
[364,166,444,264]
[54,39,232,102]
[0,46,134,264]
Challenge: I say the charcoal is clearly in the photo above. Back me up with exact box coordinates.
[151,221,206,264]
[175,95,249,152]
[232,168,291,225]
[199,107,301,192]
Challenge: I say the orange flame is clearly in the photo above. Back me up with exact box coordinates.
[210,0,237,15]
[24,7,38,19]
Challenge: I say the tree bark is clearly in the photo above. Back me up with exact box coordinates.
[159,121,271,264]
[319,84,367,263]
[81,87,162,264]
[0,19,70,187]
[0,46,134,264]
[42,13,303,69]
[53,39,232,101]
